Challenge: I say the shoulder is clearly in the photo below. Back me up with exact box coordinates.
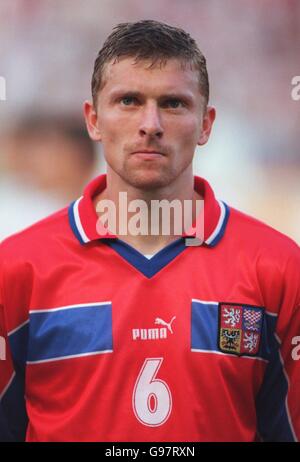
[0,206,71,262]
[226,206,300,316]
[227,205,300,261]
[226,205,300,298]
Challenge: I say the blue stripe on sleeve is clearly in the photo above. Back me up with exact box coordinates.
[27,303,113,363]
[0,323,29,441]
[191,300,219,351]
[0,372,28,442]
[256,314,296,441]
[9,322,29,365]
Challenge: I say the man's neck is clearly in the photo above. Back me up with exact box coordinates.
[93,172,202,255]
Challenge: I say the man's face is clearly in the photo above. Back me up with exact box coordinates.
[86,57,214,190]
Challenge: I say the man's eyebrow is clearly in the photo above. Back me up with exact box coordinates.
[108,89,194,103]
[108,90,143,101]
[158,93,194,104]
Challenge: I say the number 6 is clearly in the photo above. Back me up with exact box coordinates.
[132,357,172,426]
[0,336,6,360]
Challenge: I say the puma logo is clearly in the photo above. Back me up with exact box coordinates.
[155,316,176,334]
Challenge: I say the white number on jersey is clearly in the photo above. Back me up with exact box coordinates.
[291,336,300,360]
[0,336,6,360]
[132,357,172,426]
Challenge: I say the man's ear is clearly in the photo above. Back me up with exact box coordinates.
[197,106,216,146]
[83,100,102,141]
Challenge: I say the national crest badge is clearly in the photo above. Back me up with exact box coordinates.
[218,303,264,356]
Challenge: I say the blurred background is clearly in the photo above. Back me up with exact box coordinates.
[0,0,299,242]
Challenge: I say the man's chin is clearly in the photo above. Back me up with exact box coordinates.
[122,170,173,191]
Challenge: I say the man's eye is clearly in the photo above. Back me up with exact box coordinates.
[164,99,184,109]
[120,97,137,106]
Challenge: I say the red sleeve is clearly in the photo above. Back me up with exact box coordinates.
[0,251,28,441]
[256,246,300,441]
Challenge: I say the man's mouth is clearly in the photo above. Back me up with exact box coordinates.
[131,150,166,159]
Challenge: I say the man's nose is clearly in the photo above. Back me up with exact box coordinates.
[139,104,163,138]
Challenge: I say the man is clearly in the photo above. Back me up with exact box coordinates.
[0,20,299,442]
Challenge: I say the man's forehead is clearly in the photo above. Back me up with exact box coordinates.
[100,56,199,91]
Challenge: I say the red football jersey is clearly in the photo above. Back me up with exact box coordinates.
[0,175,299,441]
